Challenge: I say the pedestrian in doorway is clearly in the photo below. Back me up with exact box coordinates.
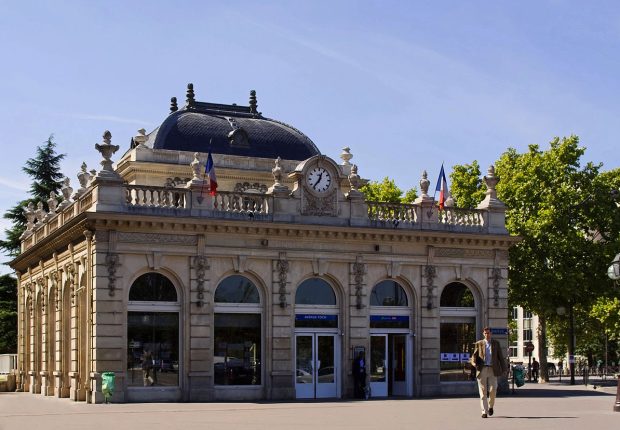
[531,358,540,382]
[470,327,507,418]
[352,350,367,399]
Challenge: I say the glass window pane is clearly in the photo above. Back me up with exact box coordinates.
[317,336,335,384]
[214,313,261,385]
[440,321,476,382]
[215,275,260,304]
[129,273,177,302]
[296,336,313,384]
[295,278,336,305]
[370,280,408,306]
[440,283,475,307]
[370,335,386,382]
[126,311,179,387]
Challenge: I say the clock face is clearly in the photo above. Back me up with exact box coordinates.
[307,166,332,193]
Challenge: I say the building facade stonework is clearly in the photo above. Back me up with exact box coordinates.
[10,86,517,403]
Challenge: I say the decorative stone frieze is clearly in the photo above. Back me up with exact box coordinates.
[276,258,289,308]
[352,259,366,309]
[424,265,436,310]
[105,253,120,297]
[117,232,197,245]
[491,267,502,306]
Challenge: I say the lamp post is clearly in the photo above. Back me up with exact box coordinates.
[556,305,576,385]
[606,252,620,412]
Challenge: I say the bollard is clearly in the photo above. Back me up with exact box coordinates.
[614,374,620,412]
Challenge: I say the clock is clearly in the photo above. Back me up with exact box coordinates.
[307,166,332,193]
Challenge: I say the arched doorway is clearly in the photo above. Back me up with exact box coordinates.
[369,280,412,397]
[126,272,181,401]
[294,277,340,399]
[213,275,263,388]
[439,282,478,382]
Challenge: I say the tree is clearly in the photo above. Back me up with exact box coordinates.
[493,135,620,381]
[449,161,485,209]
[360,177,417,203]
[0,274,17,353]
[0,136,65,257]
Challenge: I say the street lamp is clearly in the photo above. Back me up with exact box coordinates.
[607,252,620,412]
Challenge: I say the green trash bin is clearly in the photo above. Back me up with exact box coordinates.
[513,366,525,387]
[102,372,115,403]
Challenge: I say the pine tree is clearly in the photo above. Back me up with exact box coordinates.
[0,274,17,353]
[0,135,65,257]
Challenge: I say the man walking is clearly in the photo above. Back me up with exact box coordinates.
[470,327,507,418]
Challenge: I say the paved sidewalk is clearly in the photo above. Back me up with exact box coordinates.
[0,382,617,430]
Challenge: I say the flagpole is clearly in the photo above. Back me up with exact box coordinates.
[197,138,213,204]
[433,161,444,201]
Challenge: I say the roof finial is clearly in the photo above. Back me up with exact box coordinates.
[249,90,258,115]
[170,97,178,113]
[186,83,195,107]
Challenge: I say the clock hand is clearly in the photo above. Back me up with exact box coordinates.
[313,172,323,189]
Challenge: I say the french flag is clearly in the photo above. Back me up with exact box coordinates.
[205,149,218,196]
[435,164,448,210]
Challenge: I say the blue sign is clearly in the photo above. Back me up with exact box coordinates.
[295,314,337,321]
[370,315,409,322]
[490,327,509,335]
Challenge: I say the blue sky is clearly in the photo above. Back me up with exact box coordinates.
[1,1,620,273]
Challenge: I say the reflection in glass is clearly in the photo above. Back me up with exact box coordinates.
[129,273,177,302]
[440,283,475,307]
[296,336,313,384]
[317,336,335,384]
[215,275,260,303]
[370,280,408,306]
[214,313,261,385]
[439,321,476,382]
[370,335,386,382]
[393,335,406,382]
[126,311,179,387]
[295,278,336,305]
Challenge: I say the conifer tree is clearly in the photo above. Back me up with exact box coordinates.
[0,135,65,257]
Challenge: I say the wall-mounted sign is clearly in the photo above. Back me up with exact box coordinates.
[490,327,509,335]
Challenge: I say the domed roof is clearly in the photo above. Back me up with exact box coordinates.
[150,86,320,161]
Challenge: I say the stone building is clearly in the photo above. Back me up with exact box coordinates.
[10,84,517,403]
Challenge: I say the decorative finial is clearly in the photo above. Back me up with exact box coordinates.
[186,83,195,107]
[170,97,178,113]
[133,128,147,148]
[419,170,430,197]
[340,147,353,165]
[94,130,120,177]
[249,90,258,115]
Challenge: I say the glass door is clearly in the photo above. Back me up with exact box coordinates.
[391,334,407,396]
[295,334,338,398]
[370,335,388,397]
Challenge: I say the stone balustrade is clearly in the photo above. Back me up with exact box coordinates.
[21,182,503,252]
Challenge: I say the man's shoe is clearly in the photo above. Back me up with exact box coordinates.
[481,413,487,418]
[489,408,494,416]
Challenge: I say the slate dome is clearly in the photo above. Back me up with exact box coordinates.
[150,85,320,161]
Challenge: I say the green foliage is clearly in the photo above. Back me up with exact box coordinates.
[0,136,65,257]
[449,161,486,209]
[0,274,17,353]
[591,297,620,340]
[402,187,418,203]
[494,135,620,359]
[360,177,417,203]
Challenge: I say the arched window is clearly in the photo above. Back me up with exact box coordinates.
[214,275,259,303]
[214,275,262,386]
[129,273,177,302]
[295,278,336,305]
[440,282,474,307]
[127,272,180,388]
[370,280,408,306]
[439,282,477,383]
